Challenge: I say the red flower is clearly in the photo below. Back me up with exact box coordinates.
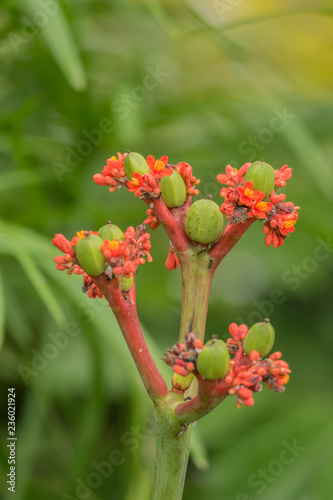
[146,155,172,179]
[237,180,262,207]
[175,162,200,196]
[217,163,251,187]
[93,152,126,192]
[165,244,179,271]
[274,164,292,187]
[248,197,273,219]
[127,172,144,197]
[144,209,160,230]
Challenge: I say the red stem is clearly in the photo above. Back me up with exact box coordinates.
[175,376,229,424]
[93,274,168,401]
[144,198,191,253]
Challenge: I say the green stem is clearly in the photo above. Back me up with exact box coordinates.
[179,248,214,342]
[152,399,191,500]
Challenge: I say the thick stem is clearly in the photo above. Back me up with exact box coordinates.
[152,400,191,500]
[179,249,214,342]
[93,275,168,401]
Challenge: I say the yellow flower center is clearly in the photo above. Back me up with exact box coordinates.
[234,168,238,173]
[111,155,118,161]
[256,202,268,211]
[108,240,120,251]
[131,178,140,187]
[76,230,86,239]
[154,160,165,172]
[283,220,296,229]
[244,188,254,198]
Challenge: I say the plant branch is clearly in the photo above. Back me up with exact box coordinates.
[93,274,168,402]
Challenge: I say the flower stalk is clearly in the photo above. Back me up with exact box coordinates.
[52,152,297,500]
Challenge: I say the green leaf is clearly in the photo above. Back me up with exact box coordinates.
[25,0,87,91]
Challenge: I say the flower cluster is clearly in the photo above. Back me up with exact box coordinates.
[163,332,203,377]
[217,163,299,248]
[174,162,200,196]
[93,152,200,201]
[225,322,290,407]
[102,225,152,279]
[163,322,290,408]
[52,225,152,296]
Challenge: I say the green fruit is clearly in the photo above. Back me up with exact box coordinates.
[243,321,275,357]
[244,160,275,198]
[172,372,194,391]
[124,152,150,179]
[98,223,124,241]
[185,199,224,244]
[196,339,230,380]
[160,170,187,208]
[76,235,106,276]
[120,274,133,293]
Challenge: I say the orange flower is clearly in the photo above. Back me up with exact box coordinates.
[146,155,172,179]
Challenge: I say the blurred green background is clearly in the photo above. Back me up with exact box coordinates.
[1,1,333,499]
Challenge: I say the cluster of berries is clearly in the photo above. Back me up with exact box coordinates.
[163,320,290,408]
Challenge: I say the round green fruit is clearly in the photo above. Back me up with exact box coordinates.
[243,321,275,357]
[244,160,276,198]
[76,235,106,276]
[185,199,224,244]
[160,170,187,208]
[98,223,124,241]
[120,274,134,293]
[172,372,194,391]
[124,152,150,180]
[196,339,230,380]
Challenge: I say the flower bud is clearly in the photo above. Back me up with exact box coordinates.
[196,338,230,380]
[185,199,224,244]
[75,235,106,276]
[120,274,133,293]
[98,222,124,241]
[124,152,150,180]
[244,160,276,198]
[172,372,194,391]
[160,170,187,208]
[243,320,275,357]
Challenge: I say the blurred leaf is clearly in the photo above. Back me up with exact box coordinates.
[0,220,66,327]
[24,0,87,91]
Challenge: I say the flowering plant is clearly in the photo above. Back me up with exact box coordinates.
[53,153,298,500]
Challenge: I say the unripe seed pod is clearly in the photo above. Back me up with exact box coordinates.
[243,320,275,357]
[76,235,106,276]
[185,199,224,244]
[124,152,150,179]
[196,339,230,380]
[98,223,124,241]
[120,274,134,293]
[244,160,276,198]
[172,372,194,391]
[160,170,187,208]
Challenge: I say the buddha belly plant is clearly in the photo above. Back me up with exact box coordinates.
[53,153,298,499]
